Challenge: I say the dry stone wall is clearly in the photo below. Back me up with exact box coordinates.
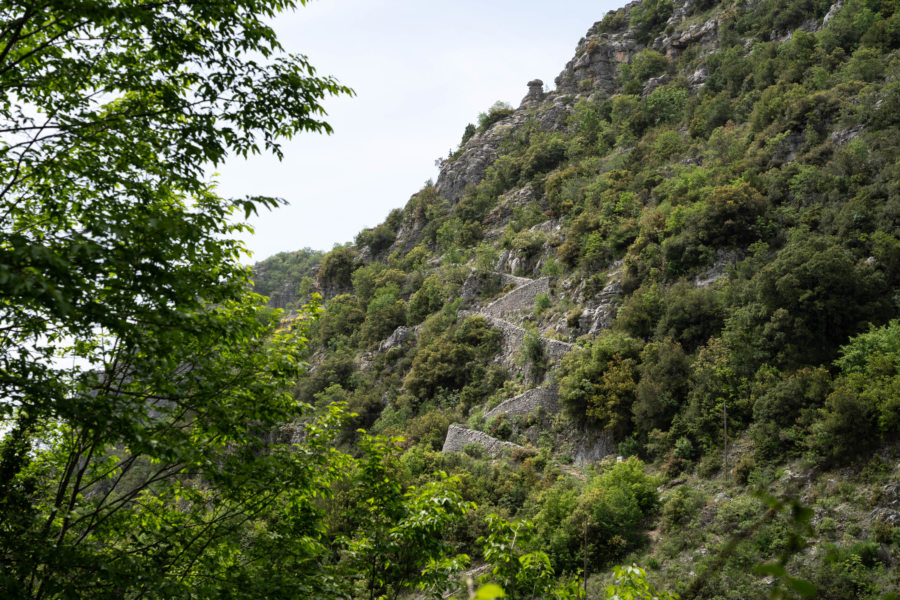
[484,385,560,420]
[442,425,521,458]
[481,277,551,319]
[462,311,574,366]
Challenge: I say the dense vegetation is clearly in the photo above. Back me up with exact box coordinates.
[291,0,900,596]
[4,0,900,598]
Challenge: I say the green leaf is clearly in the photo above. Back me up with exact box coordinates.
[787,577,816,598]
[475,583,506,599]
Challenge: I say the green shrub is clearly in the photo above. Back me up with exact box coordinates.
[521,327,548,381]
[597,7,627,32]
[673,436,694,460]
[408,274,445,325]
[557,331,643,435]
[313,294,365,347]
[645,84,687,126]
[359,284,407,344]
[541,257,563,276]
[630,0,674,44]
[351,263,406,303]
[661,486,702,532]
[508,229,547,258]
[355,222,396,255]
[477,101,514,132]
[534,292,551,315]
[521,134,567,179]
[488,415,513,440]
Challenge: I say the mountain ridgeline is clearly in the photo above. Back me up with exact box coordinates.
[257,0,900,596]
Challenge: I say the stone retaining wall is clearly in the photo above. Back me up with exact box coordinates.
[463,312,574,366]
[442,424,521,458]
[484,385,560,420]
[481,277,551,319]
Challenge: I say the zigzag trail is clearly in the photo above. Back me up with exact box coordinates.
[443,274,589,469]
[460,274,576,367]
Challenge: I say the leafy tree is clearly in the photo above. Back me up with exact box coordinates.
[750,367,831,461]
[533,459,658,575]
[0,0,351,596]
[404,316,501,403]
[478,101,515,133]
[409,274,446,325]
[557,332,643,435]
[319,244,359,295]
[476,515,584,600]
[359,283,407,345]
[251,248,323,300]
[313,293,366,347]
[344,435,472,600]
[807,320,900,464]
[633,339,691,435]
[730,237,892,368]
[461,123,477,146]
[604,565,678,600]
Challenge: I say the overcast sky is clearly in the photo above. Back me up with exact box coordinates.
[217,0,624,262]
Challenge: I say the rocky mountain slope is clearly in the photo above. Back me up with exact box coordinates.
[257,0,900,596]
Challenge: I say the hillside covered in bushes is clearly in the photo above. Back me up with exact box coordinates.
[257,0,900,596]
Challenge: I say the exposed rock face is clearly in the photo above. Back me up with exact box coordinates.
[659,18,718,54]
[484,385,560,420]
[693,249,740,288]
[379,325,413,353]
[442,424,521,457]
[555,31,638,95]
[435,115,519,206]
[571,260,624,335]
[265,281,298,310]
[520,79,545,108]
[572,430,616,465]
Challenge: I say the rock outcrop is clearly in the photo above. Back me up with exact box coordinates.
[520,79,545,108]
[379,325,413,353]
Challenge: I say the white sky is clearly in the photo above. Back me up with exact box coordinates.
[217,0,625,261]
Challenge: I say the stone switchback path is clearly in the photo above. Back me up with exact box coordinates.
[463,311,574,366]
[443,274,611,471]
[442,424,521,458]
[480,276,551,319]
[483,385,560,420]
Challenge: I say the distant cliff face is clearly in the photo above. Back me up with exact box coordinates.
[433,0,825,213]
[434,0,681,208]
